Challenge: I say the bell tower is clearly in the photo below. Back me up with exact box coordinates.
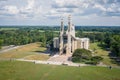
[66,15,72,54]
[59,18,64,55]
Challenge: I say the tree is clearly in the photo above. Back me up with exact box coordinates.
[72,49,92,62]
[0,39,3,49]
[76,30,84,38]
[98,33,104,45]
[89,34,95,43]
[41,32,47,47]
[110,35,120,57]
[104,33,112,48]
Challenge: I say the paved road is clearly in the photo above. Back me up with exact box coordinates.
[0,46,20,53]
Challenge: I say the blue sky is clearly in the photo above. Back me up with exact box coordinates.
[0,0,120,26]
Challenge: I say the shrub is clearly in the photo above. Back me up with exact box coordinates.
[90,56,103,65]
[72,57,81,62]
[91,56,103,62]
[85,61,97,65]
[72,49,92,62]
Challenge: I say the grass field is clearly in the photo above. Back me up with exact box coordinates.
[0,42,119,80]
[0,42,49,60]
[0,60,120,80]
[90,42,117,66]
[0,28,19,31]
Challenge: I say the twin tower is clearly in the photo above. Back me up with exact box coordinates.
[59,15,75,54]
[53,15,89,55]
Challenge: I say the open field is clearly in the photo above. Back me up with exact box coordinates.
[90,42,117,66]
[0,42,49,60]
[90,42,108,56]
[0,28,19,31]
[0,60,120,80]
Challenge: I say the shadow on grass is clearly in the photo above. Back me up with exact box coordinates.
[33,49,53,56]
[109,52,120,66]
[34,50,48,54]
[110,58,120,66]
[97,43,108,51]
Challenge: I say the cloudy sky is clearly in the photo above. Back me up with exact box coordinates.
[0,0,120,26]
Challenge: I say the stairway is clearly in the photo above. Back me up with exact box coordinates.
[47,54,72,63]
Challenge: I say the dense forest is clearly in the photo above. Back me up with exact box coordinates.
[0,26,120,58]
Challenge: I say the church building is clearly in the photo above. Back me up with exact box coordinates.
[53,15,89,55]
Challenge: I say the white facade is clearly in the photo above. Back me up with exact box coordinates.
[53,37,59,48]
[53,15,89,54]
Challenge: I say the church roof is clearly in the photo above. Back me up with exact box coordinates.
[75,37,89,41]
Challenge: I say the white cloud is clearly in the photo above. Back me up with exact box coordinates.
[107,8,114,12]
[19,0,44,19]
[0,0,120,25]
[82,3,89,8]
[52,0,79,8]
[4,5,19,14]
[19,0,35,17]
[26,0,35,9]
[93,4,106,11]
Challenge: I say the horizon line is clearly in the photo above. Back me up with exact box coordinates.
[0,25,120,27]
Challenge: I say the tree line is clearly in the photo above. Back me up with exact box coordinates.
[0,28,55,47]
[76,30,120,58]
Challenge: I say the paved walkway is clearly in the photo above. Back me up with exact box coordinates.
[16,54,88,67]
[47,54,71,62]
[16,58,87,67]
[0,46,20,53]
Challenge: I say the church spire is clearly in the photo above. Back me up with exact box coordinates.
[66,15,72,54]
[59,18,64,55]
[68,15,72,32]
[60,18,64,33]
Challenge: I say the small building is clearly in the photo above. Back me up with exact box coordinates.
[53,15,89,55]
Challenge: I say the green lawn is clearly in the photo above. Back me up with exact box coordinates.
[0,28,18,31]
[90,42,108,56]
[0,60,120,80]
[0,42,49,60]
[90,42,117,66]
[38,30,45,32]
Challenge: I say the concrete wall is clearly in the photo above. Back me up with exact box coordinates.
[53,37,59,48]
